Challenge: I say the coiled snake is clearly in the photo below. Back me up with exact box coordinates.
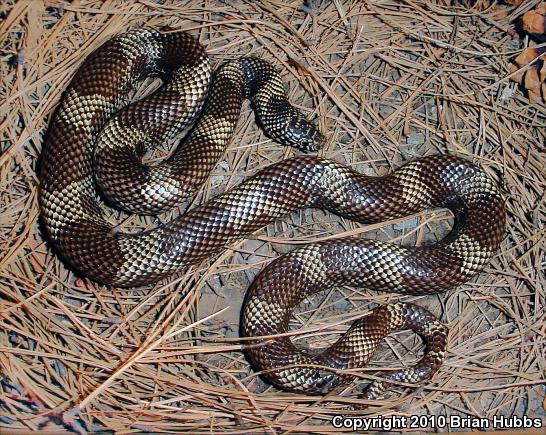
[39,29,505,401]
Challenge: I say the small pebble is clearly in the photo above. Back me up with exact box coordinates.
[393,216,418,231]
[406,132,424,146]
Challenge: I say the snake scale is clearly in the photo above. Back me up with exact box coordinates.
[39,29,505,401]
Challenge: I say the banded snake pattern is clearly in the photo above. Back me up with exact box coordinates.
[39,29,505,401]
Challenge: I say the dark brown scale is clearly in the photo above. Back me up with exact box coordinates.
[38,29,505,402]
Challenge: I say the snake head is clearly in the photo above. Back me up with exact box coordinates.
[283,114,326,152]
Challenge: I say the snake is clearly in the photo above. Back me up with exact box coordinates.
[39,29,505,401]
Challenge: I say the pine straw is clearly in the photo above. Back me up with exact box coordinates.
[1,0,545,433]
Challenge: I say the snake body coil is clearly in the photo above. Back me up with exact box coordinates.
[39,30,505,400]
